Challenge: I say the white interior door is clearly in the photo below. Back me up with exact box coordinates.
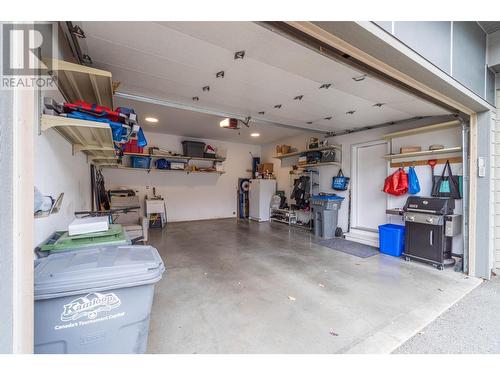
[351,140,388,232]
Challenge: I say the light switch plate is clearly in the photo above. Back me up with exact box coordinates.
[478,157,486,177]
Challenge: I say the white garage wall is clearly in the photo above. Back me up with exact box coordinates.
[33,122,92,247]
[261,115,462,243]
[102,132,260,222]
[33,30,94,248]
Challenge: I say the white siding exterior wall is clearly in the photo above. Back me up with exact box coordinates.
[495,89,500,269]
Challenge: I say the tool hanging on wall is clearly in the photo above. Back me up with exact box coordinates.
[427,159,437,183]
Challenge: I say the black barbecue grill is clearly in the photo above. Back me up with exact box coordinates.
[402,196,459,270]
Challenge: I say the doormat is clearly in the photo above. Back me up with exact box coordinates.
[315,238,379,258]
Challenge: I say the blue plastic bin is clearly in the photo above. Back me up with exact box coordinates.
[131,156,151,169]
[378,224,405,257]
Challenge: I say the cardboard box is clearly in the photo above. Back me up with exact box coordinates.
[400,146,422,154]
[258,163,274,173]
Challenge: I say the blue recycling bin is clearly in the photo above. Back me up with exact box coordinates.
[378,224,405,257]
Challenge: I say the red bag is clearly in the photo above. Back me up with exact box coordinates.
[383,168,408,196]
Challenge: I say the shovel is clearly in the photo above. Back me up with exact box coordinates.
[428,159,437,189]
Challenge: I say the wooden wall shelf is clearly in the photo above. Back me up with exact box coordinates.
[99,165,225,175]
[121,152,226,162]
[298,161,342,168]
[44,59,114,109]
[390,157,463,168]
[382,120,461,140]
[274,144,341,159]
[384,147,462,160]
[41,114,116,158]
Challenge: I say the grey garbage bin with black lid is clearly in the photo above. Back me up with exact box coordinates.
[34,245,165,354]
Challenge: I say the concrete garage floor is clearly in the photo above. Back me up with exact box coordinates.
[146,219,481,354]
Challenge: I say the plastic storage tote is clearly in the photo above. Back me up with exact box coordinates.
[155,158,171,170]
[182,141,205,158]
[37,225,129,256]
[378,224,405,257]
[34,245,165,354]
[130,156,151,169]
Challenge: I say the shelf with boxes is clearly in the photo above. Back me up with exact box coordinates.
[99,164,225,175]
[382,119,463,167]
[97,140,227,175]
[274,143,342,168]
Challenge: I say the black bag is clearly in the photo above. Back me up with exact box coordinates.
[431,160,461,199]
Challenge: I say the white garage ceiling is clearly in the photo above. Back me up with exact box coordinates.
[115,96,305,145]
[79,21,451,138]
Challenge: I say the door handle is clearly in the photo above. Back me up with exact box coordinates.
[429,230,433,246]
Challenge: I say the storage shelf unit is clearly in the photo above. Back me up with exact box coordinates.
[45,59,114,109]
[99,165,225,175]
[382,120,461,140]
[41,114,116,158]
[383,146,463,160]
[298,161,342,168]
[274,144,341,159]
[121,152,226,162]
[270,207,312,229]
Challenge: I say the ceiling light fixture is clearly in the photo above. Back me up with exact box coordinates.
[145,117,158,123]
[352,75,367,82]
[250,133,260,137]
